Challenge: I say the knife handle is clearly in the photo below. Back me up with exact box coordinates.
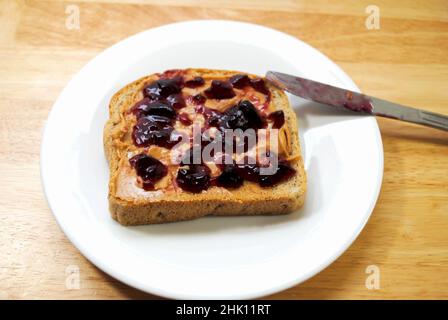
[371,97,448,132]
[416,110,448,131]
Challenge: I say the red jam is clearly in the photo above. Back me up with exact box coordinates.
[230,74,271,98]
[129,153,168,191]
[216,100,265,131]
[185,76,205,88]
[204,80,236,99]
[129,72,295,193]
[177,113,192,126]
[190,93,207,105]
[176,164,211,193]
[143,77,183,101]
[268,110,285,129]
[216,164,244,188]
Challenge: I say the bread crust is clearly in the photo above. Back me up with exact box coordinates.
[104,69,306,225]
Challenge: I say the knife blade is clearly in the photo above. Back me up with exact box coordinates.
[266,71,448,131]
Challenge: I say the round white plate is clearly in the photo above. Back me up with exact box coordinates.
[41,20,383,299]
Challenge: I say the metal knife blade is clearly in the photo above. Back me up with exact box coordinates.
[266,71,448,131]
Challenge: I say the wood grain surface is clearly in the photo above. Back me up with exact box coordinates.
[0,0,447,299]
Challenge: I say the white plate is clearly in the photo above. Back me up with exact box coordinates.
[41,20,383,299]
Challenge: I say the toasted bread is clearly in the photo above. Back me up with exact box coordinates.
[104,69,306,225]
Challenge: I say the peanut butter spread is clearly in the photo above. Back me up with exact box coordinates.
[109,69,297,200]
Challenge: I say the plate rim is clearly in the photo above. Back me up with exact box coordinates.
[41,19,384,299]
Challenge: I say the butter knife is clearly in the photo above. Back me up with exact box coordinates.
[266,71,448,131]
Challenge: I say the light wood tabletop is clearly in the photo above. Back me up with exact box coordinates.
[1,0,447,299]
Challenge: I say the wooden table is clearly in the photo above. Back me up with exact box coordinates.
[1,0,447,300]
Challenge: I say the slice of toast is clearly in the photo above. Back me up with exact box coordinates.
[104,68,306,225]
